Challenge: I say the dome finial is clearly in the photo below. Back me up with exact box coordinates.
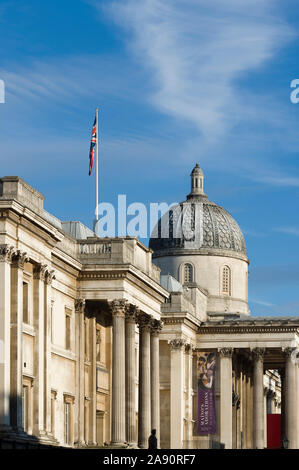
[188,163,205,198]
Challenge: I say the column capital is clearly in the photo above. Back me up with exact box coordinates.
[45,269,55,285]
[252,347,265,361]
[168,338,187,350]
[11,250,29,270]
[125,303,139,322]
[137,312,152,331]
[109,299,128,317]
[219,347,233,358]
[33,263,48,281]
[150,319,163,336]
[0,244,15,263]
[283,347,297,358]
[185,343,195,354]
[75,298,86,313]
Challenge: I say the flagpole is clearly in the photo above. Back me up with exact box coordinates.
[96,107,99,221]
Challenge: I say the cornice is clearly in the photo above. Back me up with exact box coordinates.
[199,325,299,335]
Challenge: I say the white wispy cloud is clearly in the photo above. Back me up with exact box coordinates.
[102,0,293,142]
[274,226,299,236]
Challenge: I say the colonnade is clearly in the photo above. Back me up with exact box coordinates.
[110,300,162,448]
[0,244,55,442]
[218,347,298,449]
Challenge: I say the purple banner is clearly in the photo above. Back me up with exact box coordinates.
[197,352,216,435]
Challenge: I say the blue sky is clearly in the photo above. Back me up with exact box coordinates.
[0,0,299,316]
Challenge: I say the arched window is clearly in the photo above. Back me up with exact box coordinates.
[184,263,193,283]
[222,266,231,295]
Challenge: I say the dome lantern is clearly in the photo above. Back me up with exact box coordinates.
[188,163,205,198]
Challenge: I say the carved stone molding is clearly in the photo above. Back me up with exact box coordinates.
[109,299,128,317]
[33,263,48,281]
[252,347,265,361]
[137,312,152,331]
[12,250,29,270]
[219,347,233,358]
[45,269,55,285]
[168,338,187,350]
[75,298,85,313]
[125,303,139,323]
[0,244,15,263]
[150,319,163,336]
[185,343,195,354]
[283,347,297,358]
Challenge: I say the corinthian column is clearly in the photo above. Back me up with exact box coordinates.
[10,250,29,431]
[150,319,162,445]
[32,263,47,436]
[284,347,297,449]
[169,338,186,449]
[219,348,233,449]
[137,313,152,449]
[0,245,14,430]
[252,348,265,449]
[110,299,126,446]
[125,304,138,446]
[44,270,55,435]
[75,299,85,446]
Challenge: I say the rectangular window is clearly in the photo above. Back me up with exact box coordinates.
[64,402,70,445]
[23,282,29,323]
[65,309,71,350]
[22,385,28,431]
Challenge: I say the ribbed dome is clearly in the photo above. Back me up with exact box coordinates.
[149,165,246,257]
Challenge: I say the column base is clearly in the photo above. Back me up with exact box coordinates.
[110,441,129,448]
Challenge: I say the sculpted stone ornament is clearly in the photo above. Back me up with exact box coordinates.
[219,347,233,357]
[109,299,128,317]
[125,304,139,322]
[150,319,163,336]
[12,250,29,269]
[45,269,56,285]
[252,347,265,361]
[33,263,48,281]
[75,298,85,313]
[0,244,15,263]
[283,347,297,358]
[137,313,152,331]
[168,338,187,350]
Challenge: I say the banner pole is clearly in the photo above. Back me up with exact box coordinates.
[96,107,99,221]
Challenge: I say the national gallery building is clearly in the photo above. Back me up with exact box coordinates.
[0,166,298,449]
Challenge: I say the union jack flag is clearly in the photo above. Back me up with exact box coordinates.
[89,113,97,175]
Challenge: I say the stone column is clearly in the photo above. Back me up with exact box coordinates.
[185,344,194,445]
[89,315,97,445]
[169,338,186,449]
[219,348,233,449]
[0,245,14,430]
[44,270,55,435]
[110,299,126,446]
[137,313,152,449]
[75,299,85,446]
[150,319,162,446]
[125,304,138,446]
[252,348,265,449]
[32,263,47,436]
[284,347,297,449]
[10,250,28,431]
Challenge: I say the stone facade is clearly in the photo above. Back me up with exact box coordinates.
[0,170,298,449]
